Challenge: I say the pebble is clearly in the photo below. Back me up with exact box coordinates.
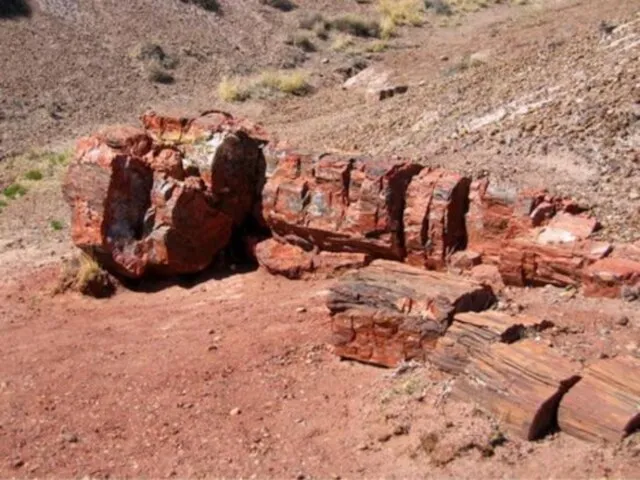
[230,407,241,416]
[61,432,79,443]
[629,191,639,200]
[616,316,629,326]
[296,307,307,314]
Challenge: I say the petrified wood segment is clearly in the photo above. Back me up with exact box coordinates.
[558,356,640,443]
[327,260,496,367]
[431,312,553,374]
[262,150,423,260]
[582,257,640,298]
[403,169,471,270]
[455,339,581,440]
[255,238,368,279]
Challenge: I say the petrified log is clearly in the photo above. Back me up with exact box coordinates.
[262,150,423,260]
[582,257,640,299]
[403,169,470,270]
[431,311,553,374]
[498,231,612,288]
[454,339,581,440]
[327,260,496,367]
[64,112,268,278]
[558,356,640,443]
[255,238,368,279]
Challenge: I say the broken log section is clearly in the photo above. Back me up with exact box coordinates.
[558,356,640,443]
[430,311,553,374]
[454,339,581,440]
[327,260,496,367]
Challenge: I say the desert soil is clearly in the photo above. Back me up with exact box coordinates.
[1,0,639,478]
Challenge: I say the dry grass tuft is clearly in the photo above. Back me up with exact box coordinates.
[218,70,310,102]
[55,252,116,298]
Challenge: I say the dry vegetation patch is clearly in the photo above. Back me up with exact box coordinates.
[218,70,311,102]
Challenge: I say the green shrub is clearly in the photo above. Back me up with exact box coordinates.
[179,0,219,12]
[147,63,175,84]
[50,220,64,231]
[25,169,43,181]
[330,15,381,37]
[3,183,27,199]
[424,0,452,15]
[260,0,297,11]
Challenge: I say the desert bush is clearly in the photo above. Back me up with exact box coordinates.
[258,70,310,95]
[378,0,424,33]
[330,14,381,38]
[3,183,27,199]
[179,0,219,12]
[25,169,43,181]
[132,43,178,70]
[366,40,389,52]
[50,220,64,231]
[260,0,297,11]
[0,0,32,19]
[55,252,116,298]
[330,35,355,52]
[218,70,310,102]
[285,33,316,52]
[147,63,175,84]
[298,12,326,30]
[424,0,453,15]
[218,77,251,102]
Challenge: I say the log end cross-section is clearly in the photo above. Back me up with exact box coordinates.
[454,339,581,440]
[558,356,640,443]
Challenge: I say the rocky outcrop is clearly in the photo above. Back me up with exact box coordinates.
[63,111,268,278]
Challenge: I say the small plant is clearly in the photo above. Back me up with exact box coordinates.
[25,169,43,181]
[285,33,316,52]
[260,0,297,11]
[0,199,7,211]
[299,12,326,30]
[258,70,310,95]
[378,0,425,30]
[55,252,116,298]
[132,42,178,70]
[217,70,311,102]
[331,35,355,52]
[147,63,175,84]
[366,40,389,52]
[217,77,251,102]
[3,183,27,199]
[50,220,64,231]
[179,0,219,12]
[424,0,453,15]
[330,15,381,38]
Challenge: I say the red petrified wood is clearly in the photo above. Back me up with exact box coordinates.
[557,356,640,443]
[454,339,581,440]
[261,150,423,261]
[326,260,495,367]
[64,111,268,278]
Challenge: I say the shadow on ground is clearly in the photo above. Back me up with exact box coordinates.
[0,0,32,19]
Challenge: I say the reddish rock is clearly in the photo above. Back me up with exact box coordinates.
[582,257,640,298]
[255,238,369,279]
[466,179,546,264]
[262,150,423,260]
[327,260,495,367]
[64,113,268,278]
[449,250,482,271]
[499,234,612,288]
[403,169,470,270]
[470,264,505,292]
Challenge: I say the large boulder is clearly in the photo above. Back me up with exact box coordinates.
[63,111,268,278]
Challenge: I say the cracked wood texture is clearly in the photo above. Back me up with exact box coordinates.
[558,356,640,443]
[327,260,496,367]
[454,339,581,440]
[430,311,553,374]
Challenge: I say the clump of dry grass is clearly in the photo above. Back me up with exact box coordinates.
[330,14,381,38]
[330,35,356,52]
[218,70,311,102]
[55,252,116,298]
[377,0,424,38]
